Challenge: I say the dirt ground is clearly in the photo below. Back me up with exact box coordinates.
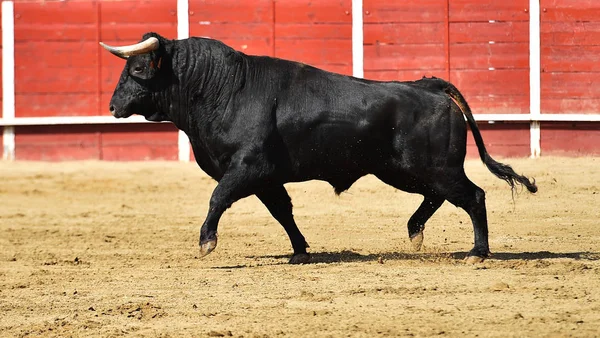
[0,156,599,337]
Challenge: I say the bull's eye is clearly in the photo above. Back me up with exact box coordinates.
[133,66,144,74]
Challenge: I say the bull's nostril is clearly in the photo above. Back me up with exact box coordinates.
[109,105,115,113]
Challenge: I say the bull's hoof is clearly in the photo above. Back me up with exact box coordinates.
[464,255,485,264]
[289,253,310,264]
[410,231,424,251]
[199,238,218,258]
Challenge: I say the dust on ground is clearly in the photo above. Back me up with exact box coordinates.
[1,157,599,337]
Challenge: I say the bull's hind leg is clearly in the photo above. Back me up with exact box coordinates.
[256,186,310,264]
[375,172,442,250]
[435,170,490,263]
[408,196,444,251]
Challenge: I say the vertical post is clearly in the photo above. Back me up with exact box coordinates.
[529,0,541,158]
[2,1,15,161]
[177,0,191,162]
[352,0,363,78]
[444,0,450,81]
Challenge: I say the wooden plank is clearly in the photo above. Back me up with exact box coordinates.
[211,38,272,56]
[15,125,101,161]
[15,25,96,42]
[364,44,446,70]
[276,24,351,40]
[14,2,96,25]
[15,94,98,118]
[15,41,97,68]
[466,124,530,158]
[541,22,600,46]
[449,0,529,22]
[542,45,600,72]
[451,43,529,69]
[100,24,177,41]
[16,67,96,94]
[541,72,600,98]
[542,98,600,114]
[311,64,352,76]
[276,0,351,24]
[450,69,529,96]
[364,69,447,82]
[462,95,530,114]
[450,22,529,43]
[363,0,446,23]
[190,0,272,23]
[101,124,179,161]
[540,122,600,155]
[540,0,600,22]
[100,1,177,24]
[363,22,445,45]
[275,39,351,66]
[190,23,273,39]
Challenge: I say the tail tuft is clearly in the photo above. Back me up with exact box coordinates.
[483,154,538,194]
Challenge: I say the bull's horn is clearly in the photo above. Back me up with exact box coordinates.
[99,37,159,59]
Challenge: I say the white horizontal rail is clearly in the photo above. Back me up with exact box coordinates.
[0,115,169,126]
[1,114,599,127]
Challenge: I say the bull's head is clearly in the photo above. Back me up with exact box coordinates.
[100,33,171,121]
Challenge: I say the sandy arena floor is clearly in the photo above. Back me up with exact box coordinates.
[0,156,599,337]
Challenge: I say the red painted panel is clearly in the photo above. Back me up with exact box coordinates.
[363,0,446,23]
[364,44,446,71]
[15,124,179,161]
[541,22,600,46]
[451,22,529,43]
[276,39,351,67]
[15,25,96,42]
[450,43,529,69]
[542,98,600,114]
[14,2,96,25]
[189,0,273,56]
[276,24,351,40]
[541,45,600,72]
[15,125,101,161]
[464,95,529,115]
[541,72,600,99]
[16,66,96,94]
[540,122,600,155]
[311,64,352,76]
[276,0,351,24]
[101,124,179,161]
[15,41,97,69]
[100,1,177,25]
[0,4,3,111]
[540,0,600,22]
[364,22,445,45]
[449,0,529,22]
[101,24,178,42]
[364,70,447,82]
[16,94,98,117]
[466,123,530,158]
[190,23,272,40]
[189,0,273,23]
[210,37,273,56]
[450,69,529,96]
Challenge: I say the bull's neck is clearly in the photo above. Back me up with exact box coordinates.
[167,38,246,136]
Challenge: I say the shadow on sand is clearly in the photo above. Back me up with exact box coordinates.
[243,250,599,265]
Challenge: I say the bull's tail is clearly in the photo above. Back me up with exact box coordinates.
[444,82,538,194]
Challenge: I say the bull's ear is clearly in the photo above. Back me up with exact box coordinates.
[99,37,160,59]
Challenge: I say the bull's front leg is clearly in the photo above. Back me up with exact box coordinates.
[198,160,263,258]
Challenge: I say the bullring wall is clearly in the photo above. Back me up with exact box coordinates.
[0,0,598,161]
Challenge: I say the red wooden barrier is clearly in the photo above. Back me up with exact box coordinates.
[4,0,599,160]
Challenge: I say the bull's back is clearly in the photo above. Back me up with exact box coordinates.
[270,63,450,182]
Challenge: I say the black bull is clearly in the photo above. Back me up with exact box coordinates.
[100,32,537,264]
